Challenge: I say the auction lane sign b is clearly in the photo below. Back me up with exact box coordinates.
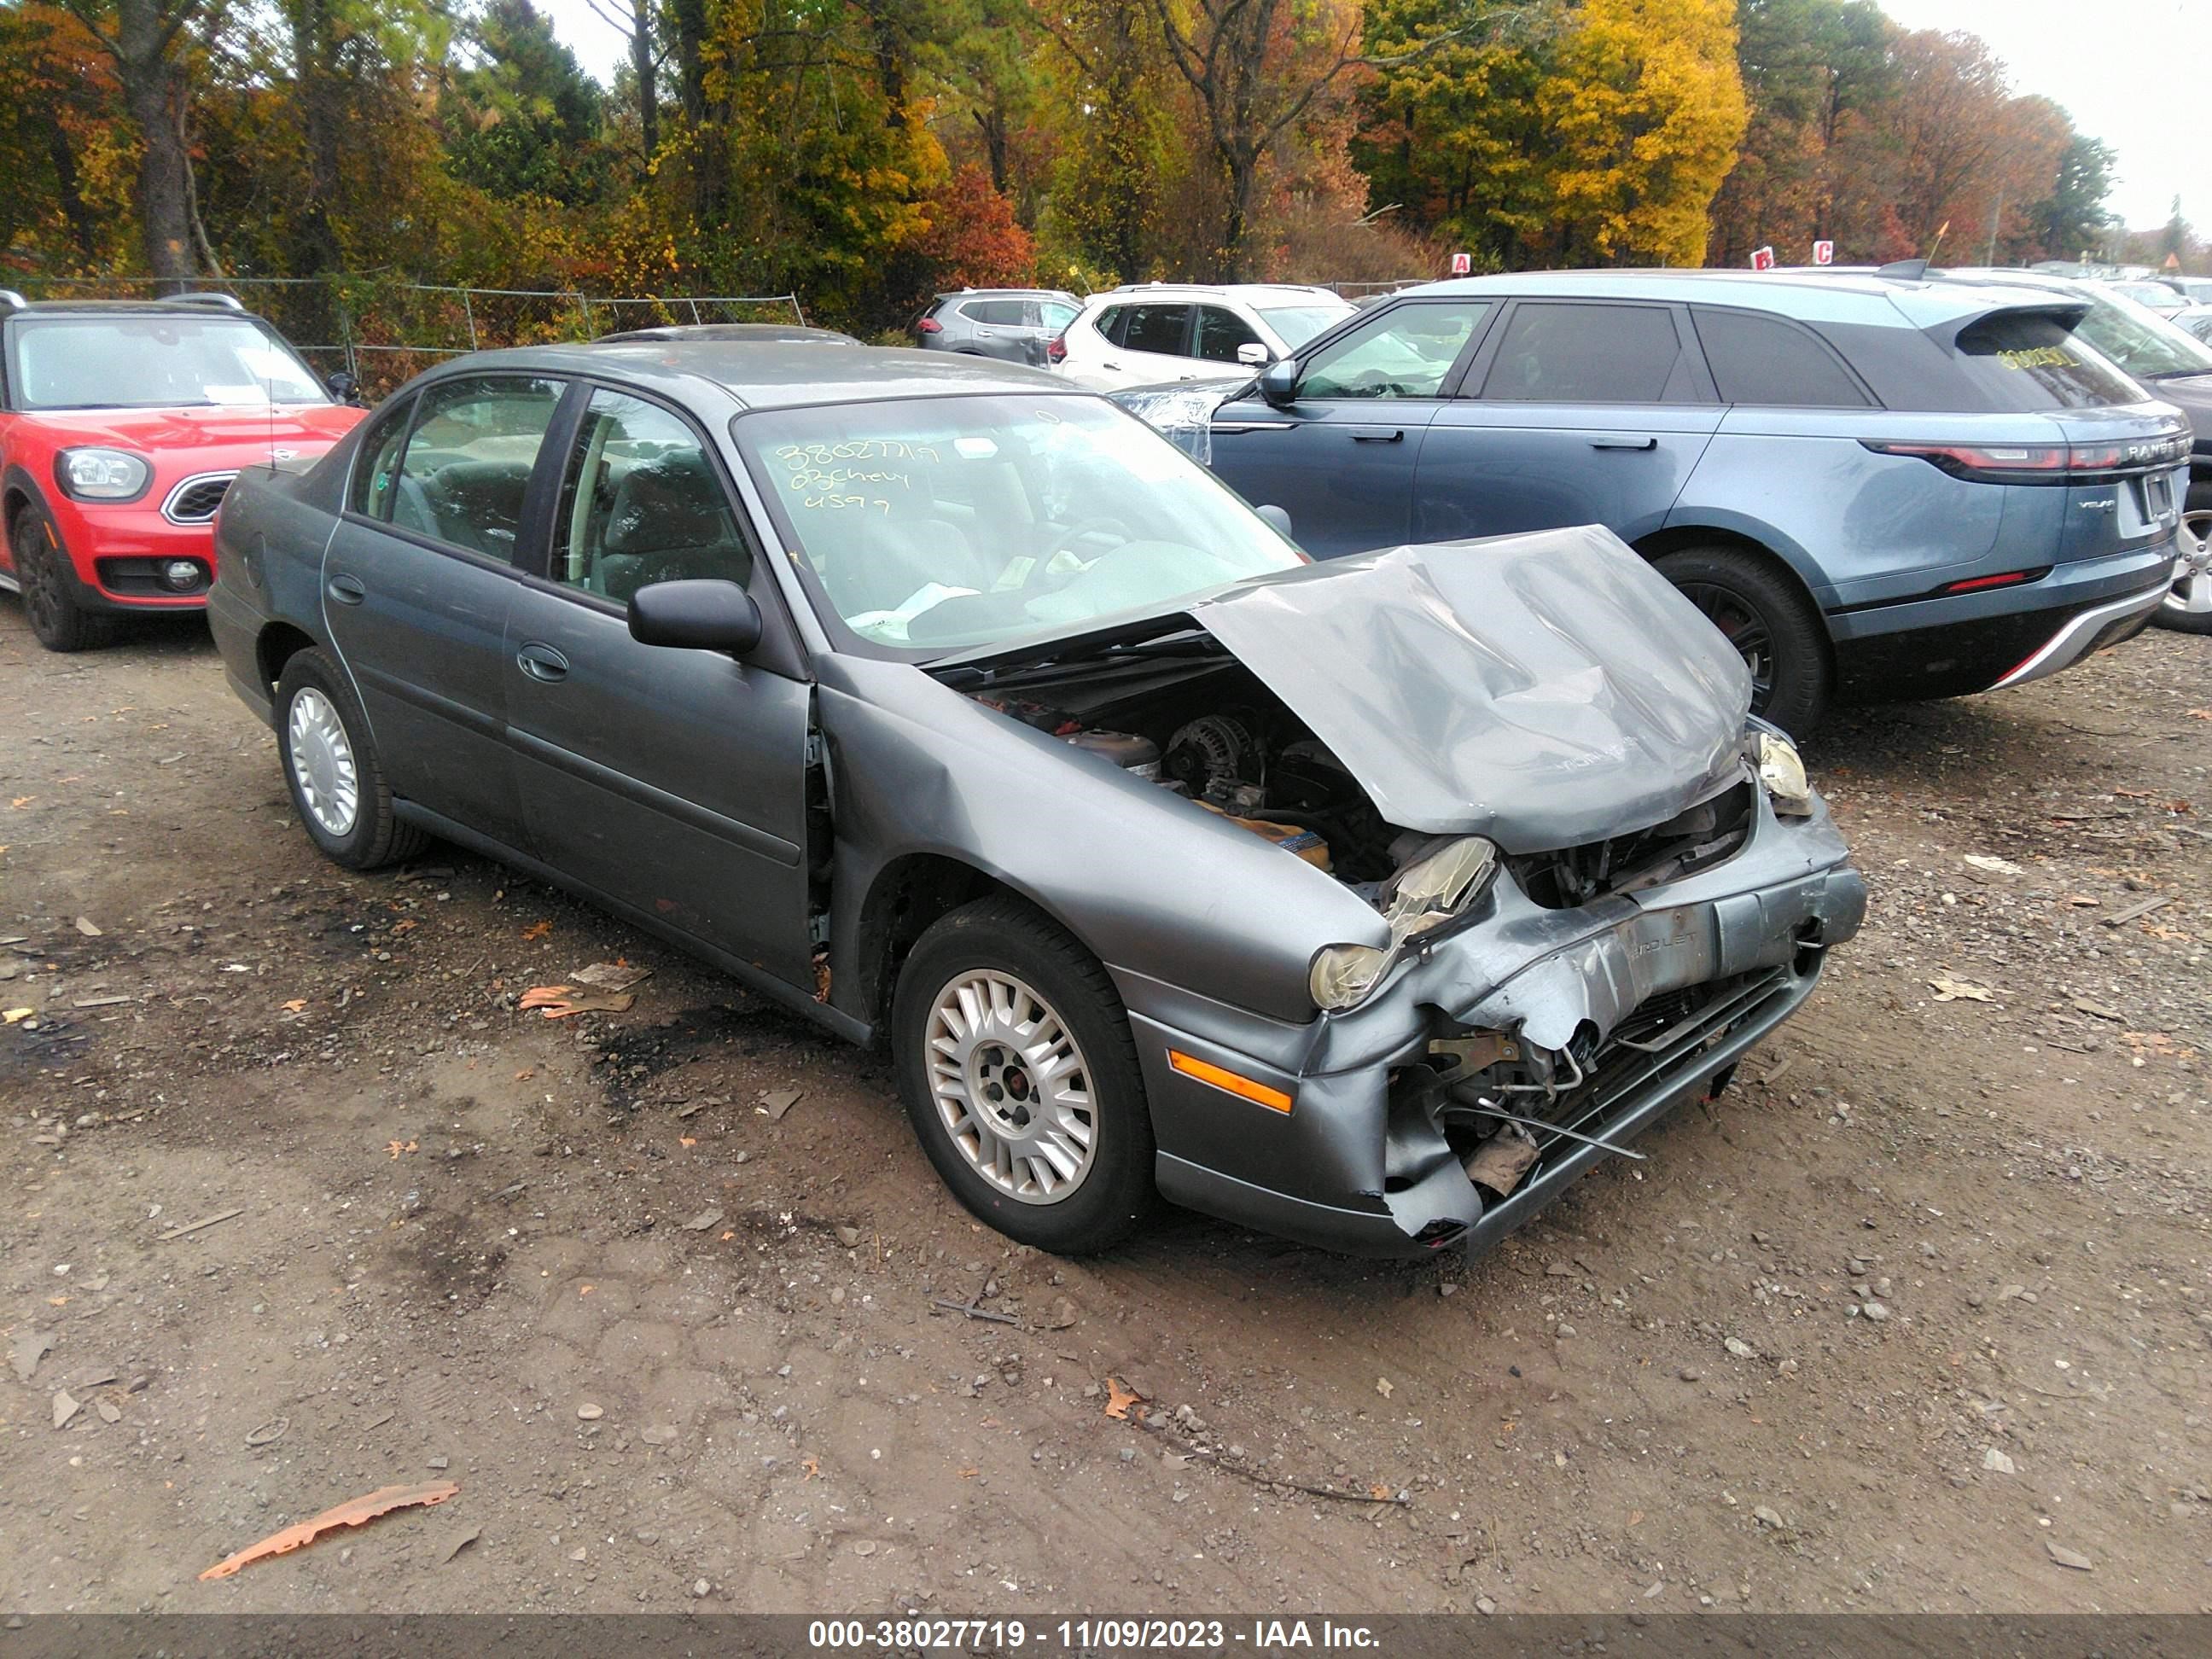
[1749,246,1776,271]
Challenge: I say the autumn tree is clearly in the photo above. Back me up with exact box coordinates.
[54,0,203,284]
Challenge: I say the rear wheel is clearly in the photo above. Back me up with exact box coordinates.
[892,895,1155,1254]
[12,504,115,653]
[2153,486,2212,634]
[1654,545,1831,736]
[275,648,428,869]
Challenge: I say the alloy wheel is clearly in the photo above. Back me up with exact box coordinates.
[1674,579,1775,712]
[926,969,1097,1205]
[2168,509,2212,621]
[17,521,65,641]
[287,686,361,837]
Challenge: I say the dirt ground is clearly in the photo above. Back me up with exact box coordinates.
[1,603,2208,1619]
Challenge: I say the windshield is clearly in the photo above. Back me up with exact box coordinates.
[1255,303,1355,350]
[2110,281,2182,311]
[9,316,327,410]
[736,394,1306,655]
[2075,289,2212,378]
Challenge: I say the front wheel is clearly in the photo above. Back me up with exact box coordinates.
[1653,545,1831,736]
[12,505,115,653]
[2152,494,2212,634]
[891,895,1155,1254]
[275,648,428,870]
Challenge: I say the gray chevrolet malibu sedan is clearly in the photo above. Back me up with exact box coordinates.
[207,343,1866,1257]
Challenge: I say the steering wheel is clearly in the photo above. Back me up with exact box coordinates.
[1027,516,1135,582]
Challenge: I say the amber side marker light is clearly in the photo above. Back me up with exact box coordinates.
[1167,1050,1294,1114]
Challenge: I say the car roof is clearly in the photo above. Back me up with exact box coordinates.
[1405,266,2087,329]
[593,323,860,345]
[1092,282,1347,303]
[934,288,1080,302]
[424,340,1077,411]
[0,295,268,321]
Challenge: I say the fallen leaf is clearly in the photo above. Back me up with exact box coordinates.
[1103,1376,1144,1420]
[11,797,34,808]
[2143,923,2191,942]
[802,1454,822,1480]
[719,1231,735,1241]
[75,916,102,936]
[957,1466,978,1479]
[1928,976,1994,1003]
[47,1295,67,1307]
[386,1139,417,1160]
[513,1068,534,1081]
[390,918,416,934]
[199,1481,460,1580]
[678,1136,697,1148]
[519,985,633,1019]
[522,921,552,940]
[578,1284,594,1296]
[282,999,306,1013]
[4,1008,34,1024]
[1369,1483,1391,1501]
[1376,1377,1394,1398]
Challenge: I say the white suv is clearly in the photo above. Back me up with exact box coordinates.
[1048,283,1356,390]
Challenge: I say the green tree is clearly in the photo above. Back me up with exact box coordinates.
[2027,132,2114,264]
[443,0,608,207]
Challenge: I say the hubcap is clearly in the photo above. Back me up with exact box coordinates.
[1675,579,1775,711]
[2168,509,2212,618]
[287,686,360,837]
[926,969,1097,1205]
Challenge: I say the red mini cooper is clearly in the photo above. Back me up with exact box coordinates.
[0,292,365,650]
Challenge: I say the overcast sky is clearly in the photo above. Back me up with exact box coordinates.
[535,0,2197,233]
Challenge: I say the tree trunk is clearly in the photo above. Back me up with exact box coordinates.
[630,0,658,168]
[288,0,345,272]
[113,0,195,288]
[44,121,102,262]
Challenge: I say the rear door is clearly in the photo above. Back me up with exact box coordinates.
[1206,298,1496,557]
[1413,299,1721,544]
[502,383,816,987]
[321,372,568,851]
[1097,302,1196,387]
[958,298,1032,364]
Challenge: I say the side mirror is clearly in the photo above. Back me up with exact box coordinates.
[1258,358,1299,408]
[628,578,764,655]
[327,371,360,405]
[1236,341,1272,367]
[1255,504,1294,539]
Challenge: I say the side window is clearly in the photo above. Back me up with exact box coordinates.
[1194,306,1263,363]
[963,299,1025,326]
[349,398,416,520]
[394,375,564,561]
[551,388,752,603]
[1691,308,1872,407]
[1298,301,1493,399]
[1092,306,1130,347]
[1039,300,1080,332]
[1122,304,1192,357]
[1480,303,1681,403]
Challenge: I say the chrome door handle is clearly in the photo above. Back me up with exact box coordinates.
[1591,435,1658,451]
[515,643,569,683]
[326,574,365,605]
[1351,429,1405,443]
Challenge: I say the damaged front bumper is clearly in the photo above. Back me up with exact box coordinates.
[1126,788,1866,1258]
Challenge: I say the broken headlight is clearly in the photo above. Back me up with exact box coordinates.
[1310,835,1501,1011]
[1755,731,1813,817]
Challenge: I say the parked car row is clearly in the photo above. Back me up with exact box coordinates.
[1,261,2197,1268]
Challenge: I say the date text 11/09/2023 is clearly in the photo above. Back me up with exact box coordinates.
[806,1619,1382,1651]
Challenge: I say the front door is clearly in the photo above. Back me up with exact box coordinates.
[504,385,816,987]
[1414,299,1722,545]
[1205,298,1496,558]
[321,373,568,851]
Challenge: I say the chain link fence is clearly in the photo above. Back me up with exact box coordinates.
[15,276,806,399]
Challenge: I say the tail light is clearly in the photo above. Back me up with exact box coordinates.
[1864,428,2192,484]
[1045,334,1067,364]
[915,317,943,335]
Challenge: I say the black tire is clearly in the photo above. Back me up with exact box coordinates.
[11,504,116,653]
[2151,480,2212,636]
[891,894,1155,1254]
[1653,545,1831,736]
[274,648,429,870]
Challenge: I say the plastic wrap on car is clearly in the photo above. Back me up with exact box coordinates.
[1107,383,1237,466]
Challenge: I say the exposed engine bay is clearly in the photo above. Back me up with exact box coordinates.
[959,643,1758,904]
[964,653,1410,885]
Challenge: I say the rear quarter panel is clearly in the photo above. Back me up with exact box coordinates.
[207,451,351,719]
[1673,409,2055,608]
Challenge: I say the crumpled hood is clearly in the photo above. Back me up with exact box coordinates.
[1185,525,1754,852]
